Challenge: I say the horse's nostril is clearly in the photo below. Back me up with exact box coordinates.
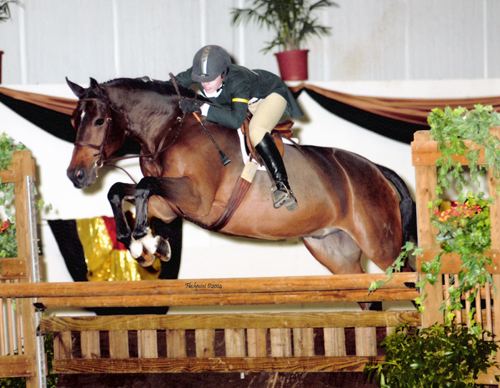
[75,169,84,180]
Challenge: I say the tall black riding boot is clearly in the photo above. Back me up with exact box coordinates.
[255,133,298,211]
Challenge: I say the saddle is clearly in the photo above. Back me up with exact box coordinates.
[241,114,294,164]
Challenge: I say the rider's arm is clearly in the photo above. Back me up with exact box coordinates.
[205,77,250,129]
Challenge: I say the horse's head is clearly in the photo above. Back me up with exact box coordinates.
[66,77,126,188]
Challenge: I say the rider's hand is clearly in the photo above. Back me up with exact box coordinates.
[179,98,204,114]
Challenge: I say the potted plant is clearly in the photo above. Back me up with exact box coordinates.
[231,0,338,81]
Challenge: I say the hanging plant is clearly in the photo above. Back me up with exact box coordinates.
[428,104,500,197]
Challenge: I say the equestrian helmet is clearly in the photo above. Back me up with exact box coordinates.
[191,45,231,82]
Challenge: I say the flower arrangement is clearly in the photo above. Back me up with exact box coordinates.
[429,193,493,320]
[433,195,491,255]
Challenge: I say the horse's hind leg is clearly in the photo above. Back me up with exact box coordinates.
[302,230,363,274]
[303,231,381,310]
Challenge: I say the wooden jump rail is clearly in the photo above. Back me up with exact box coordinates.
[0,273,418,308]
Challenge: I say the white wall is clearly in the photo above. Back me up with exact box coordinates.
[0,0,499,84]
[2,79,500,283]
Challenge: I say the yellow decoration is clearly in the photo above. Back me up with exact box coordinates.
[76,217,160,281]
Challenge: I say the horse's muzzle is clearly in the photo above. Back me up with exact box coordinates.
[67,166,96,188]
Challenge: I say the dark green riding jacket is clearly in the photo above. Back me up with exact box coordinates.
[175,64,303,129]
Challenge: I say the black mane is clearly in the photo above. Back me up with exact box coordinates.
[103,77,196,98]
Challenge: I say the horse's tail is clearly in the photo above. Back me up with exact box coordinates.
[376,164,417,244]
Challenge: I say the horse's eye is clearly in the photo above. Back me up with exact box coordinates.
[94,118,105,126]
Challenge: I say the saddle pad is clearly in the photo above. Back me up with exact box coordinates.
[237,129,266,171]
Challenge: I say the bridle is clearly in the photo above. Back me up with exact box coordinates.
[74,97,116,169]
[73,91,185,184]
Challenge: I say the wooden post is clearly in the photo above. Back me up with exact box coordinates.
[412,131,443,326]
[12,151,40,388]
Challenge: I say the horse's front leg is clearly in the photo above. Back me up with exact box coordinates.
[131,176,201,265]
[107,182,136,246]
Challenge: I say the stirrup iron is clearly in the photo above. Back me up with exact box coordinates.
[272,182,298,211]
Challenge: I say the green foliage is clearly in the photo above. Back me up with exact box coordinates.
[231,0,338,53]
[425,105,500,324]
[0,132,25,169]
[0,133,25,258]
[369,241,421,292]
[428,105,500,196]
[366,324,498,388]
[429,193,493,322]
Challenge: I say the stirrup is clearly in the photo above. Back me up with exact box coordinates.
[272,183,298,211]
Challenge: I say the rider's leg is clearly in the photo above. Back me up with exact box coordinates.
[250,93,297,210]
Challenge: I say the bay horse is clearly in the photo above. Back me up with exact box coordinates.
[66,77,416,275]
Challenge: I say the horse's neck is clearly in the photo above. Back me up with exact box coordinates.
[109,87,178,154]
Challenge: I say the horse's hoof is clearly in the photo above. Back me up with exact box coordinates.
[129,238,143,259]
[156,238,171,262]
[137,252,156,267]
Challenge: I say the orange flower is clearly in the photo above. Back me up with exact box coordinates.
[0,220,10,233]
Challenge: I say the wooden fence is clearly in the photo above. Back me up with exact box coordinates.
[0,273,418,374]
[1,129,500,385]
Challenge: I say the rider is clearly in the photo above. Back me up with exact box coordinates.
[175,44,303,211]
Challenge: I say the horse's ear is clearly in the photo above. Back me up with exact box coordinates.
[66,77,86,98]
[89,77,100,90]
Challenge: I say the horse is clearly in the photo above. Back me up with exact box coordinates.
[65,76,416,275]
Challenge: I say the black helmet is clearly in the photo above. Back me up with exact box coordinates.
[191,45,231,83]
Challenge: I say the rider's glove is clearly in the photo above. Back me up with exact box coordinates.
[179,98,204,114]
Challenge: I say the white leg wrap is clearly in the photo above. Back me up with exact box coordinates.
[142,232,159,255]
[129,238,144,259]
